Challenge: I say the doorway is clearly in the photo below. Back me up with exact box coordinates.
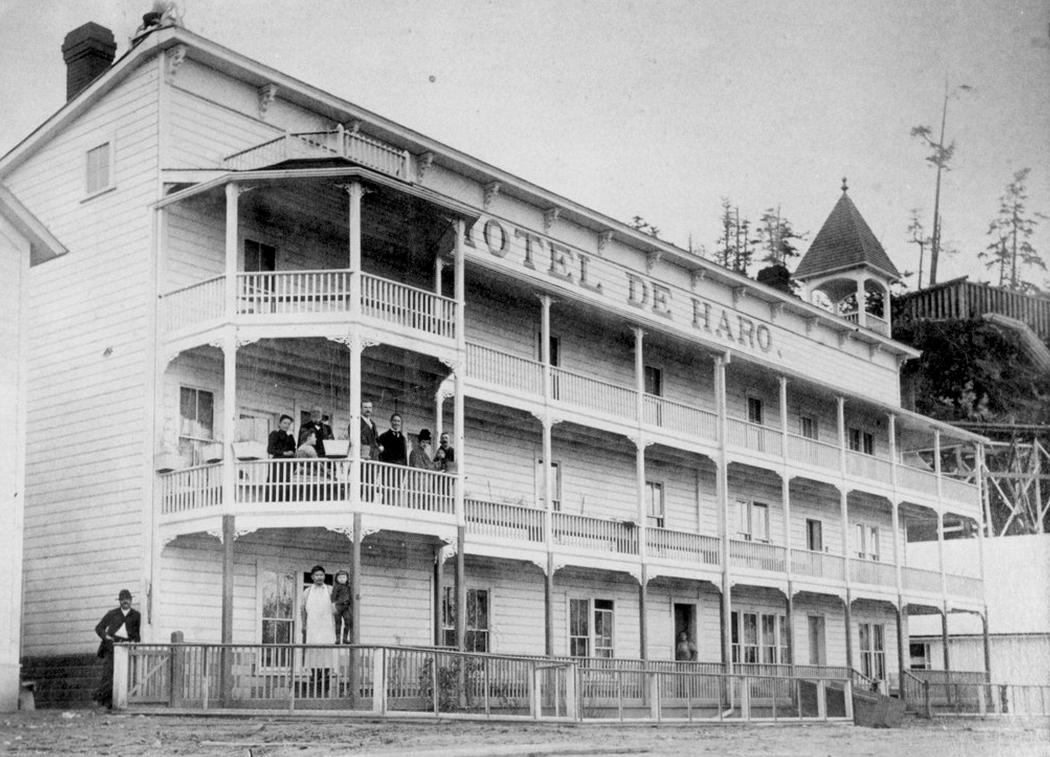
[807,615,826,666]
[673,602,697,660]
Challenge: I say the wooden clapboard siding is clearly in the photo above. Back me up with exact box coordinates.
[553,433,636,520]
[848,499,899,558]
[643,340,716,411]
[645,456,714,533]
[443,557,547,656]
[6,60,160,655]
[789,484,842,552]
[551,569,641,659]
[645,581,723,662]
[727,467,785,541]
[464,287,540,360]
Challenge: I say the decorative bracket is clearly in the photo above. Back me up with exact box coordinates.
[543,207,560,232]
[483,182,501,209]
[731,287,747,306]
[690,269,706,291]
[258,83,279,119]
[235,335,261,349]
[597,230,614,255]
[233,527,258,540]
[346,120,362,135]
[645,250,661,273]
[769,302,784,322]
[416,151,435,182]
[868,342,882,360]
[325,525,356,540]
[164,44,187,84]
[804,316,818,335]
[438,356,463,375]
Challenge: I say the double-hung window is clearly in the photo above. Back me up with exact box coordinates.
[441,587,490,652]
[179,386,215,464]
[646,481,665,528]
[569,598,614,658]
[736,499,770,542]
[731,611,789,665]
[85,142,112,196]
[855,523,881,561]
[848,427,875,455]
[859,622,886,680]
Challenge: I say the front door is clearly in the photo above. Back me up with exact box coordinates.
[807,615,826,666]
[673,602,697,660]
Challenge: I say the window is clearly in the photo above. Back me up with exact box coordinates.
[259,568,296,668]
[807,615,826,666]
[244,239,276,272]
[859,622,886,680]
[747,396,764,424]
[643,365,663,396]
[732,611,788,665]
[569,598,614,658]
[855,523,880,560]
[909,642,930,670]
[179,387,215,464]
[848,427,875,455]
[85,142,112,195]
[736,499,770,542]
[535,457,562,511]
[645,481,664,528]
[806,519,823,552]
[536,333,560,366]
[799,415,818,440]
[441,587,490,652]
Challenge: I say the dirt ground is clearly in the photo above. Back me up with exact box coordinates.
[0,710,1047,757]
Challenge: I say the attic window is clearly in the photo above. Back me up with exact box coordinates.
[85,142,112,196]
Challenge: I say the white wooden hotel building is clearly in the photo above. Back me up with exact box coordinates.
[2,18,990,701]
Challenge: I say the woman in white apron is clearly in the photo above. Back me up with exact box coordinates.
[300,565,336,693]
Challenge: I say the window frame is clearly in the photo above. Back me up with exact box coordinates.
[441,586,491,652]
[746,395,764,425]
[645,480,665,528]
[535,456,562,511]
[568,597,615,659]
[806,518,824,552]
[179,385,216,464]
[643,364,663,397]
[859,622,887,680]
[731,611,788,665]
[848,426,876,455]
[84,139,115,199]
[855,523,881,561]
[256,560,300,670]
[799,414,818,440]
[736,499,770,543]
[244,238,277,273]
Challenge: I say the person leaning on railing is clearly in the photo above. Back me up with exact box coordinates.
[93,589,141,710]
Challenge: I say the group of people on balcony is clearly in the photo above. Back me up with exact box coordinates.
[264,401,456,502]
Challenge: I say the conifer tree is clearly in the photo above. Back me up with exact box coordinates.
[978,168,1047,292]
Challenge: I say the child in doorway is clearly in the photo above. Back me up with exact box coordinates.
[331,569,353,644]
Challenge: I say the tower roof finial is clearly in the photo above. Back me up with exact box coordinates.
[841,176,848,193]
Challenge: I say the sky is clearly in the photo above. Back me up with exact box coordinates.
[1,0,1048,290]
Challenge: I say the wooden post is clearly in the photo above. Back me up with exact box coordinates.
[112,644,129,710]
[896,601,906,705]
[545,553,555,657]
[455,526,466,651]
[169,630,185,707]
[433,545,444,646]
[220,514,235,707]
[981,610,992,683]
[351,513,362,644]
[714,355,732,676]
[371,647,386,714]
[941,608,952,705]
[223,182,239,319]
[844,591,854,672]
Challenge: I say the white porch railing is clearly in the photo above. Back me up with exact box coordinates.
[902,566,943,593]
[159,463,223,515]
[465,499,545,543]
[159,276,225,333]
[728,539,786,572]
[551,512,638,554]
[235,458,348,503]
[646,528,720,565]
[790,549,845,581]
[896,462,938,497]
[845,451,893,482]
[945,572,982,599]
[785,435,840,471]
[361,273,455,339]
[642,395,718,443]
[726,419,782,456]
[465,343,544,396]
[238,270,351,315]
[223,130,410,179]
[550,367,637,420]
[941,476,979,509]
[849,558,897,587]
[364,460,455,514]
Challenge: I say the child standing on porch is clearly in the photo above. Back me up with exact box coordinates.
[331,568,353,644]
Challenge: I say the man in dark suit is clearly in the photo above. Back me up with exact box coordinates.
[299,405,334,457]
[357,400,383,460]
[377,413,407,465]
[94,589,142,709]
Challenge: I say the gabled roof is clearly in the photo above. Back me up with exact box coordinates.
[793,189,901,283]
[0,184,66,265]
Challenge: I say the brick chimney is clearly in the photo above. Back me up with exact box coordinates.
[61,22,117,101]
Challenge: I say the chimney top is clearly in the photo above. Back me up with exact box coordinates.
[61,22,117,101]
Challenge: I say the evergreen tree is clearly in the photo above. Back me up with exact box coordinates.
[756,207,806,267]
[978,168,1048,292]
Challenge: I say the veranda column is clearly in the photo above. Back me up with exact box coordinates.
[345,182,364,651]
[778,377,793,666]
[224,182,239,318]
[837,396,854,670]
[854,274,866,329]
[453,219,467,652]
[633,327,648,659]
[219,328,237,706]
[539,295,555,656]
[714,354,732,671]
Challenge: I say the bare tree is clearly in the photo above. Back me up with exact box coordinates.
[906,208,931,289]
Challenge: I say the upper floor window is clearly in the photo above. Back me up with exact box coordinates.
[245,239,276,272]
[535,457,561,511]
[806,518,823,552]
[736,499,769,542]
[855,523,881,561]
[848,427,875,455]
[643,365,663,396]
[179,386,214,464]
[85,142,112,196]
[536,333,560,366]
[747,396,764,425]
[799,415,818,440]
[645,481,665,528]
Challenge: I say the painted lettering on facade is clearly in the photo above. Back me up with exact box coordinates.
[466,216,773,353]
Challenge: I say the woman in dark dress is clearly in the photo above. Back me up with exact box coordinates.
[267,414,296,500]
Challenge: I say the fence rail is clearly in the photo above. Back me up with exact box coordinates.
[223,130,410,179]
[552,512,638,554]
[238,270,351,315]
[849,558,897,587]
[158,463,223,514]
[160,276,225,333]
[902,566,942,593]
[895,277,1050,341]
[117,643,854,722]
[791,549,845,581]
[726,419,782,456]
[646,528,719,565]
[785,435,840,471]
[465,343,544,396]
[551,367,637,419]
[361,273,456,339]
[642,395,718,442]
[729,539,786,572]
[465,499,544,542]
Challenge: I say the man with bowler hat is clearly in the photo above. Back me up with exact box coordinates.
[93,589,142,708]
